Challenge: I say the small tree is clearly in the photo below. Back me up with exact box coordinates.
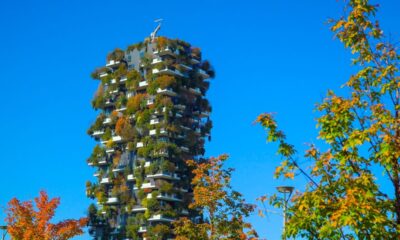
[173,154,258,240]
[5,191,87,240]
[257,0,400,239]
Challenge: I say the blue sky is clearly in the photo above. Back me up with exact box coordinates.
[0,0,399,239]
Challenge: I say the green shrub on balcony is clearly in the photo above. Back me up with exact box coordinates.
[127,41,144,52]
[147,224,170,240]
[92,85,105,110]
[102,128,112,141]
[159,181,173,194]
[87,113,105,135]
[107,48,125,62]
[127,93,146,114]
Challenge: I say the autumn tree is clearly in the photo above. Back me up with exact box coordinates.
[5,191,87,240]
[257,0,400,239]
[173,154,258,240]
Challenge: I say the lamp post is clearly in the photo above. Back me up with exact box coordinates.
[0,226,7,240]
[276,186,294,240]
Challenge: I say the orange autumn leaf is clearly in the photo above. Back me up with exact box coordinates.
[5,191,87,240]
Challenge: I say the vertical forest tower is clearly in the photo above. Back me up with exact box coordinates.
[85,28,214,239]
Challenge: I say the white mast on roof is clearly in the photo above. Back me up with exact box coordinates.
[151,19,163,43]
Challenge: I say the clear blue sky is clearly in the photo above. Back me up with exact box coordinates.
[0,0,399,239]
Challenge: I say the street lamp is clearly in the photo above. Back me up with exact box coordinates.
[0,225,7,240]
[276,186,294,240]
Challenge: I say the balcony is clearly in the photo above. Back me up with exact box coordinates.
[195,128,201,135]
[92,130,104,136]
[106,148,114,153]
[149,128,167,136]
[146,98,154,106]
[189,87,202,95]
[127,174,134,181]
[180,64,193,71]
[150,118,160,125]
[138,226,147,233]
[101,135,122,145]
[156,88,177,96]
[131,206,147,212]
[190,57,200,65]
[100,177,110,184]
[106,197,118,204]
[99,72,108,78]
[153,47,174,56]
[106,60,120,67]
[127,91,135,98]
[138,81,148,88]
[93,172,100,177]
[104,99,114,106]
[180,146,189,153]
[180,125,191,131]
[136,142,144,148]
[152,68,184,77]
[198,69,210,79]
[103,117,112,124]
[148,214,174,222]
[147,172,180,180]
[116,106,127,112]
[200,111,210,117]
[98,158,107,165]
[151,57,163,64]
[181,209,189,215]
[154,107,169,116]
[120,76,127,82]
[153,149,168,157]
[174,104,186,110]
[141,182,156,189]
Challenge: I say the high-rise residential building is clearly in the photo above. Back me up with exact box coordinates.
[85,27,214,239]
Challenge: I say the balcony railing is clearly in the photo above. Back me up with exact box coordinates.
[150,118,160,125]
[131,206,147,212]
[100,177,110,184]
[106,197,118,204]
[188,87,202,95]
[141,182,156,189]
[180,64,193,71]
[138,226,147,233]
[103,117,112,124]
[180,146,189,152]
[148,214,174,222]
[152,68,184,77]
[92,130,104,136]
[106,60,120,67]
[198,69,210,79]
[138,81,148,88]
[146,172,180,180]
[149,128,167,136]
[153,47,175,56]
[147,98,154,106]
[151,57,162,64]
[127,174,134,181]
[99,72,108,78]
[156,88,177,96]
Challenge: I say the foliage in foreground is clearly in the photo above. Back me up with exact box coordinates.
[257,0,400,239]
[173,154,258,240]
[5,191,87,240]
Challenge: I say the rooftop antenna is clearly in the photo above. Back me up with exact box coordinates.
[151,18,163,42]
